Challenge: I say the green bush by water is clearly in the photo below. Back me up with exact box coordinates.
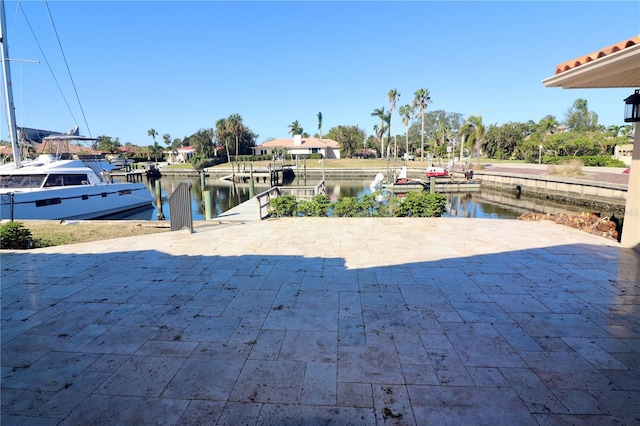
[269,191,447,218]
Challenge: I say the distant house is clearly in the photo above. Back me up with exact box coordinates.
[614,143,634,166]
[252,135,341,159]
[165,146,196,163]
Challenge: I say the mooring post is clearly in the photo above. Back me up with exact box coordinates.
[204,190,212,220]
[249,163,255,198]
[155,180,165,220]
[430,176,435,194]
[200,170,205,188]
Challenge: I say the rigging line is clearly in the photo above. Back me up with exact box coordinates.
[16,1,79,128]
[44,0,92,138]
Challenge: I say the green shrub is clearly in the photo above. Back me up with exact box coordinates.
[331,196,361,217]
[0,222,33,249]
[269,190,447,218]
[190,156,220,170]
[297,194,331,217]
[393,192,447,217]
[543,156,627,168]
[270,195,298,217]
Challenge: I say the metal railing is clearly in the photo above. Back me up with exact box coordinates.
[254,181,326,220]
[168,181,193,232]
[255,187,281,220]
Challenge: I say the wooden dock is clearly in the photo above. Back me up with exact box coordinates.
[106,171,145,183]
[215,197,261,222]
[382,178,482,193]
[219,166,294,186]
[434,180,482,192]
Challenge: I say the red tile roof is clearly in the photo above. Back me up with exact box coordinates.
[259,138,340,149]
[554,35,639,75]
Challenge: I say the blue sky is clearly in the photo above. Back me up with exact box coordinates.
[2,1,639,147]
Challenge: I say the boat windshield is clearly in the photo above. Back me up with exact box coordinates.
[0,174,47,189]
[44,174,88,187]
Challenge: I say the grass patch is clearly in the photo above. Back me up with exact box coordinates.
[162,163,194,170]
[7,221,170,248]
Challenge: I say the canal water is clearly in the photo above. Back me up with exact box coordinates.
[122,176,595,221]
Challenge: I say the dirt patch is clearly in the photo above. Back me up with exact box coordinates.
[518,212,620,242]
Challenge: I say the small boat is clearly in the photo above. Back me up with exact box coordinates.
[370,172,385,189]
[380,166,429,192]
[0,2,153,220]
[106,154,135,170]
[426,166,449,177]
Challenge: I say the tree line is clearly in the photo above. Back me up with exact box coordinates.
[84,95,631,166]
[363,90,632,164]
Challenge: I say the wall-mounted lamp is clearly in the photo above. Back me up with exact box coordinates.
[624,89,640,122]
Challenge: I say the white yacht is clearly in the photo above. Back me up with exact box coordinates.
[0,1,153,220]
[0,150,153,220]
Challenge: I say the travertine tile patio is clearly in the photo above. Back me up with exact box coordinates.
[1,218,639,425]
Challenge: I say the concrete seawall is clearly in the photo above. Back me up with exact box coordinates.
[474,171,627,212]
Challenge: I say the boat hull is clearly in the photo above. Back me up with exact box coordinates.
[381,182,428,193]
[0,183,153,220]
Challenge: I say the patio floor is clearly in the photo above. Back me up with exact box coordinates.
[1,218,639,425]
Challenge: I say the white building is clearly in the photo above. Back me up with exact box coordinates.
[252,135,341,159]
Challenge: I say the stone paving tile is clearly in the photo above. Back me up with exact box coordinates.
[1,218,639,424]
[229,359,306,404]
[407,385,538,425]
[279,330,337,362]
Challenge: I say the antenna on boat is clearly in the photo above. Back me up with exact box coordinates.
[1,0,21,168]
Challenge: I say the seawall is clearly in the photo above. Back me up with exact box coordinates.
[473,170,627,214]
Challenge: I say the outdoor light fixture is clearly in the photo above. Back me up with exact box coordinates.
[624,89,640,122]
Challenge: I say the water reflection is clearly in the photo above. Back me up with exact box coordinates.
[123,176,605,221]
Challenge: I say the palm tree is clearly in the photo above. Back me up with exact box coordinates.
[373,124,386,156]
[460,115,485,166]
[565,98,599,131]
[226,113,244,158]
[606,125,621,137]
[620,124,635,138]
[288,120,303,136]
[371,107,387,158]
[399,104,413,160]
[317,112,323,139]
[412,88,432,161]
[384,111,391,159]
[538,115,558,135]
[387,89,400,159]
[147,128,158,144]
[162,133,176,162]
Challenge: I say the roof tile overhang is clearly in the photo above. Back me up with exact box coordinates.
[542,35,640,89]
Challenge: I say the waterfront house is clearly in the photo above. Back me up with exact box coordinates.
[165,146,196,164]
[543,34,640,249]
[252,135,341,159]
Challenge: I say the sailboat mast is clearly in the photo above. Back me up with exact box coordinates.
[1,0,21,168]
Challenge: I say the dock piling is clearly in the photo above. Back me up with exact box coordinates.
[155,180,165,220]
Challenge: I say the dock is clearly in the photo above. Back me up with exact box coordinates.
[382,178,481,193]
[219,166,294,186]
[106,170,145,183]
[215,197,261,222]
[433,179,482,192]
